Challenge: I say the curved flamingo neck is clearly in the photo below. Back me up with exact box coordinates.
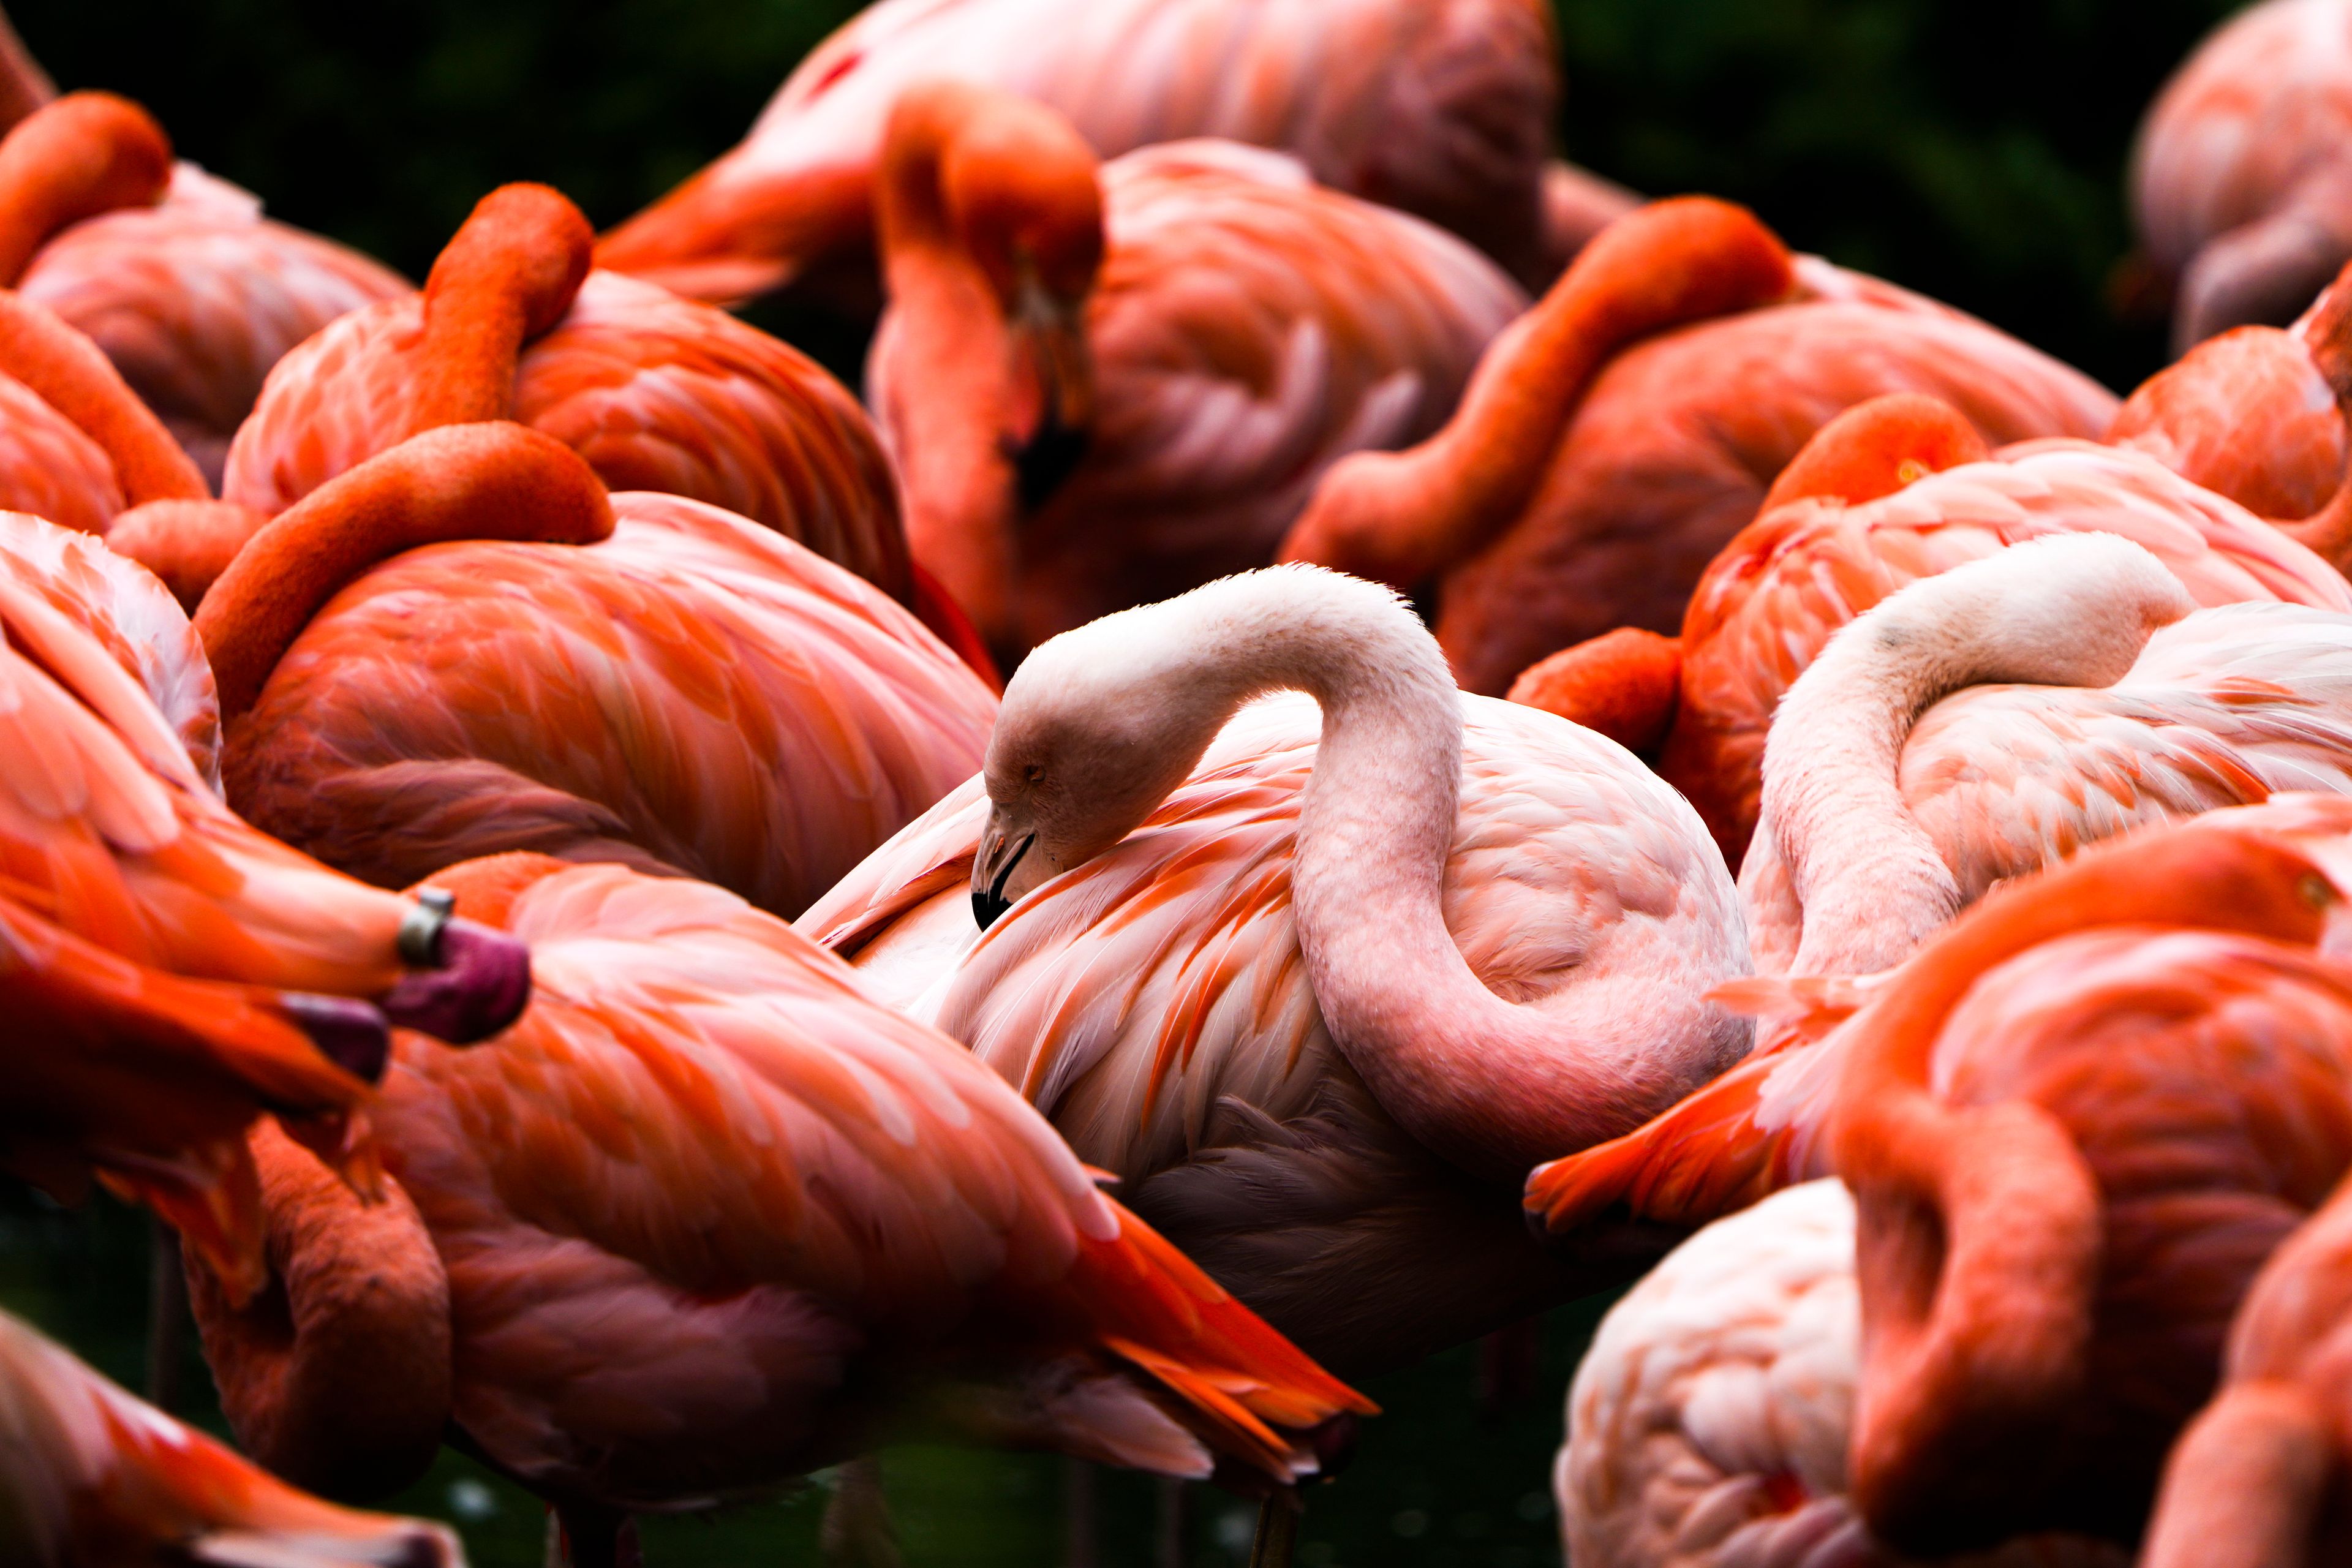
[876,82,1104,656]
[1034,568,1732,1181]
[408,183,594,432]
[1760,536,2194,977]
[195,423,613,722]
[1280,197,1795,589]
[0,291,206,505]
[0,91,168,287]
[186,1119,453,1502]
[0,9,53,138]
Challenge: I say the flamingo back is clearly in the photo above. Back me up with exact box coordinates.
[1432,300,2122,695]
[223,492,995,918]
[1673,440,2352,864]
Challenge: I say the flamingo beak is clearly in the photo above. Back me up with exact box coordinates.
[972,811,1038,930]
[279,993,393,1082]
[375,888,533,1043]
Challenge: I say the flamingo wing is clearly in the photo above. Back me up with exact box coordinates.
[227,492,993,919]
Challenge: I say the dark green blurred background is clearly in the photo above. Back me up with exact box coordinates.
[0,2,2264,1563]
[9,0,2248,391]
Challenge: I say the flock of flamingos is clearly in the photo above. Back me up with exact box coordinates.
[26,0,2352,1562]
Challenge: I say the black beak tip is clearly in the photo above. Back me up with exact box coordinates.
[282,993,392,1083]
[972,888,1011,930]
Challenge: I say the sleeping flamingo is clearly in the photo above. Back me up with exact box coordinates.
[799,564,1750,1379]
[595,0,1631,305]
[2143,1144,2352,1567]
[1821,796,2352,1553]
[1556,1179,2125,1568]
[1275,198,2121,695]
[1526,540,2352,1239]
[2129,0,2352,351]
[0,91,405,491]
[1512,389,2352,865]
[183,851,1372,1564]
[217,182,935,640]
[199,421,993,919]
[0,506,529,1301]
[868,81,1525,660]
[0,1305,461,1567]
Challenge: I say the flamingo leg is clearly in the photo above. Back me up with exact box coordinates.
[143,1216,184,1412]
[1153,1476,1186,1568]
[1247,1490,1298,1568]
[818,1456,905,1568]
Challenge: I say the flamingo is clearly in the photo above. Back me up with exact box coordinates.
[0,505,533,1301]
[2143,1147,2352,1567]
[0,91,405,491]
[867,81,1525,660]
[797,564,1750,1380]
[182,850,1373,1564]
[1555,1179,2125,1568]
[0,1306,462,1567]
[1273,198,2121,696]
[594,0,1633,306]
[2128,0,2352,351]
[215,181,949,653]
[1819,796,2352,1553]
[1526,540,2352,1240]
[198,421,994,920]
[2105,270,2350,518]
[1512,389,2352,866]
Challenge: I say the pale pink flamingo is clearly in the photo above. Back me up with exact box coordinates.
[184,851,1372,1563]
[0,1306,460,1567]
[1556,1179,2124,1568]
[1275,198,2120,695]
[867,81,1526,660]
[198,422,993,921]
[798,564,1751,1377]
[1512,389,2352,865]
[1526,539,2352,1240]
[595,0,1631,304]
[2129,0,2352,350]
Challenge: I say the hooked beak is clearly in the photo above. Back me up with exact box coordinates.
[971,814,1038,930]
[375,888,533,1043]
[1008,268,1092,510]
[279,993,392,1082]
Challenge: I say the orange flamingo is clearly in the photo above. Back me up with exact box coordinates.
[1512,389,2352,866]
[2129,0,2352,350]
[2143,1139,2352,1567]
[0,1306,461,1567]
[199,421,993,920]
[1274,198,2121,696]
[0,91,405,491]
[216,183,940,635]
[184,851,1372,1562]
[869,82,1525,660]
[0,506,531,1297]
[2106,275,2350,518]
[1555,1178,2126,1568]
[595,0,1632,306]
[1819,796,2352,1553]
[1525,540,2352,1240]
[800,565,1750,1376]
